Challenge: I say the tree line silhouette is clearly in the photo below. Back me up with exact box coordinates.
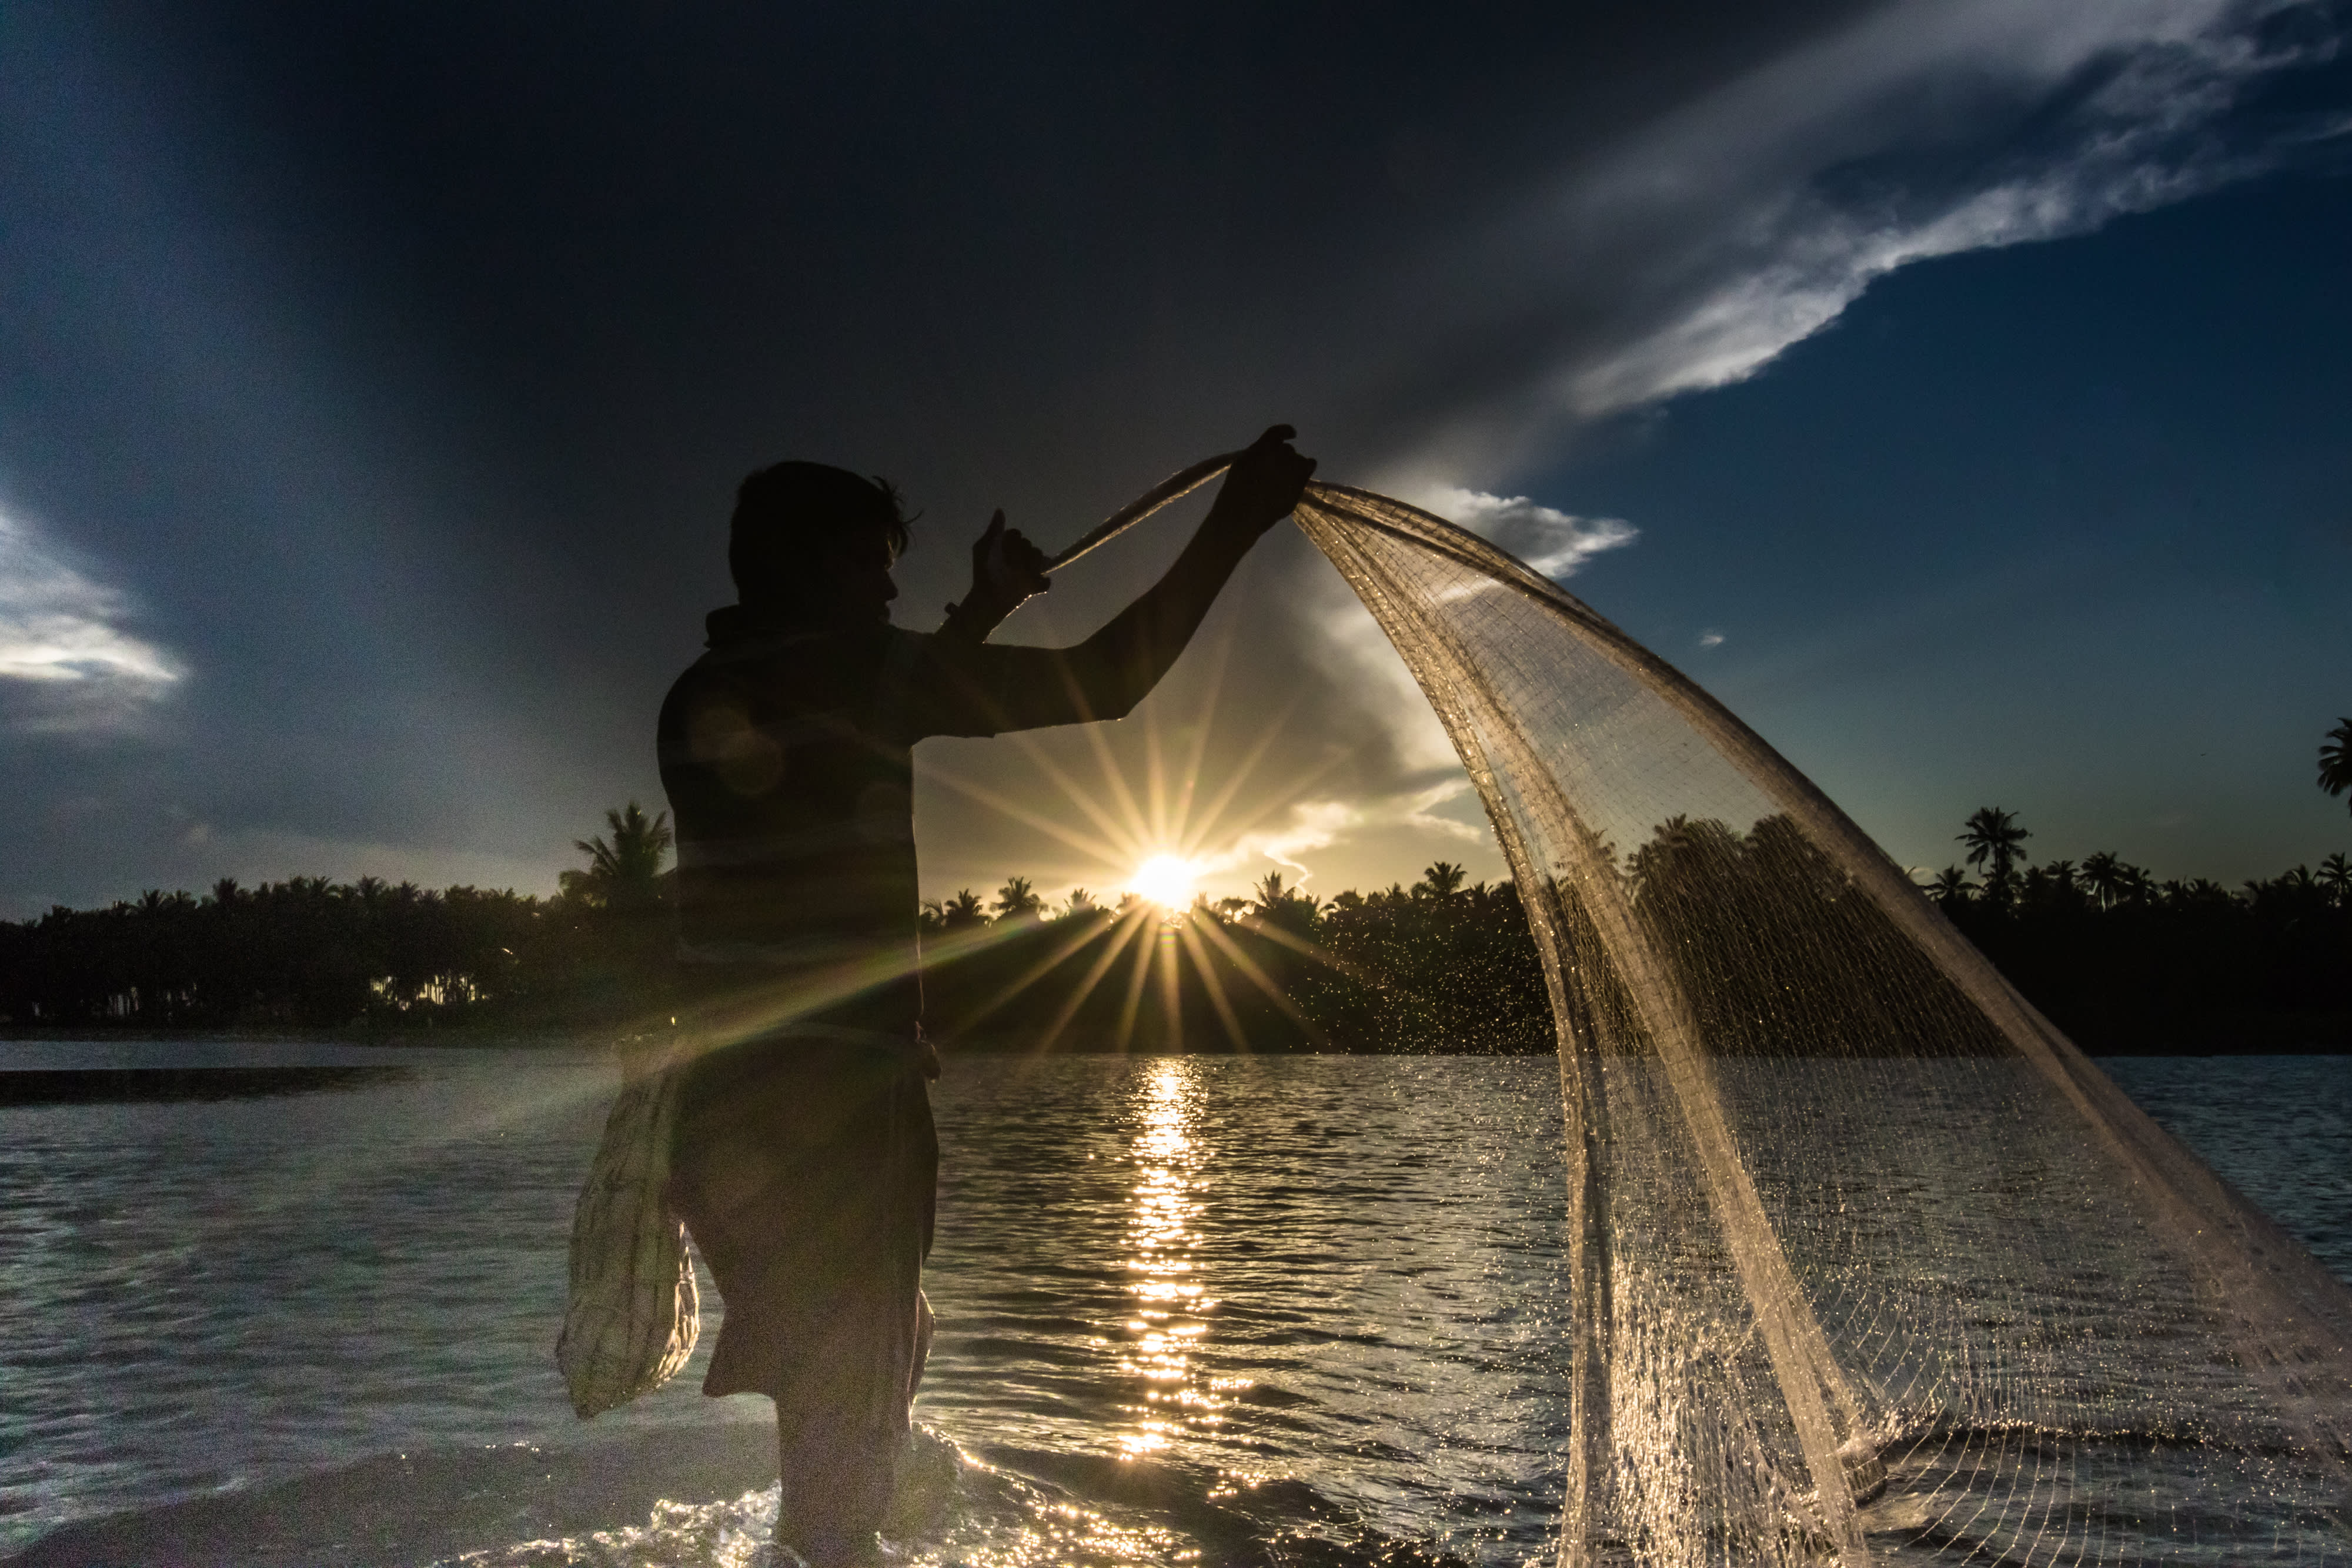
[3,801,2344,1054]
[1925,806,2350,1052]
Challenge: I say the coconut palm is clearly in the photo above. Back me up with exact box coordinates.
[939,889,990,931]
[2321,718,2352,816]
[1248,871,1320,935]
[2079,851,2130,911]
[1414,861,1467,900]
[993,875,1046,922]
[2318,852,2352,905]
[1957,807,2030,892]
[562,801,674,910]
[1925,866,1972,907]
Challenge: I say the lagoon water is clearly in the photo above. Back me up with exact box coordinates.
[1,1045,2345,1567]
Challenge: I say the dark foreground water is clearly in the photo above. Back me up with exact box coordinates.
[0,1045,2344,1567]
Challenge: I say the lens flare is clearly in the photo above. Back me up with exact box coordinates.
[1129,854,1200,910]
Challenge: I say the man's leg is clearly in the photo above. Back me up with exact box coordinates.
[773,1328,901,1564]
[670,1040,936,1564]
[774,1066,939,1560]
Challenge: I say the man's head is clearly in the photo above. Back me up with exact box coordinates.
[729,462,912,623]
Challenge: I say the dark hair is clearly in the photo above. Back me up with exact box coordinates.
[727,462,914,599]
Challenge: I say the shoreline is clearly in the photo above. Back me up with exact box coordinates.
[1,1025,2344,1058]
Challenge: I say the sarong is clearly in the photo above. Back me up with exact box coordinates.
[666,1031,938,1440]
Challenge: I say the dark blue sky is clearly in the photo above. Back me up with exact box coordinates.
[2,0,2347,913]
[1559,170,2352,883]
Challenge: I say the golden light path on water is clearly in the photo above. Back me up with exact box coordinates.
[1117,1061,1224,1460]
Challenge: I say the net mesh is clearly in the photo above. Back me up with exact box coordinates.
[1284,483,2352,1568]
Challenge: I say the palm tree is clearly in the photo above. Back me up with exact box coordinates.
[1925,866,1973,907]
[2321,719,2352,817]
[1249,871,1320,934]
[1060,888,1101,918]
[1414,861,1467,900]
[562,801,674,911]
[939,889,990,931]
[2318,852,2352,905]
[993,875,1045,922]
[2079,851,2129,911]
[1957,807,2030,893]
[1250,871,1297,914]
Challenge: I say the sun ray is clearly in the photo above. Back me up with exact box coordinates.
[1079,714,1158,868]
[1164,620,1238,848]
[1220,912,1354,978]
[1166,696,1364,866]
[1129,853,1202,910]
[1000,714,1162,858]
[1170,698,1293,854]
[1154,918,1182,1049]
[1176,918,1250,1052]
[1190,913,1324,1039]
[996,727,1140,850]
[1112,908,1160,1054]
[1143,693,1171,850]
[1035,906,1155,1051]
[955,911,1137,1037]
[924,760,1133,867]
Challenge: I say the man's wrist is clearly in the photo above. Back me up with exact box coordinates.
[940,592,1015,643]
[1201,500,1279,551]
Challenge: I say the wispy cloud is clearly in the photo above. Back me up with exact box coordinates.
[1293,1,2338,848]
[1410,486,1638,579]
[1209,778,1486,887]
[0,509,183,734]
[1375,0,2344,474]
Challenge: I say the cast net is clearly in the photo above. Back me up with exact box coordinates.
[1274,483,2349,1567]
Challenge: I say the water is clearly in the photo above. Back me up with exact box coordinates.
[0,1045,2343,1566]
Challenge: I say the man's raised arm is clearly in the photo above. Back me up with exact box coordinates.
[933,427,1315,731]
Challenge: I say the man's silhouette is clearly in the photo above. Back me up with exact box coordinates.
[656,427,1314,1565]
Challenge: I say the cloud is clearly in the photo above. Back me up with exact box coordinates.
[1364,0,2343,474]
[1208,779,1486,887]
[1279,3,2337,851]
[1408,486,1639,579]
[0,509,183,734]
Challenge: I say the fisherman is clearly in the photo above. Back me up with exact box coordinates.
[655,426,1314,1566]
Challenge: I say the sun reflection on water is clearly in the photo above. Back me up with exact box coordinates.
[1116,1060,1221,1459]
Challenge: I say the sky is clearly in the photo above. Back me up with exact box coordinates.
[2,0,2348,918]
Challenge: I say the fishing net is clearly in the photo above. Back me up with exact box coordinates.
[1061,458,2352,1564]
[1283,483,2352,1567]
[556,1047,699,1419]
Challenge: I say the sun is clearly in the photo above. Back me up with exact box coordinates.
[1130,853,1202,910]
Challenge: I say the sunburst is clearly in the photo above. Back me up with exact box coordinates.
[1129,854,1202,910]
[916,613,1351,1053]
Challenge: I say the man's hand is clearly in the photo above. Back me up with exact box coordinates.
[1206,425,1317,542]
[968,509,1051,610]
[940,509,1051,642]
